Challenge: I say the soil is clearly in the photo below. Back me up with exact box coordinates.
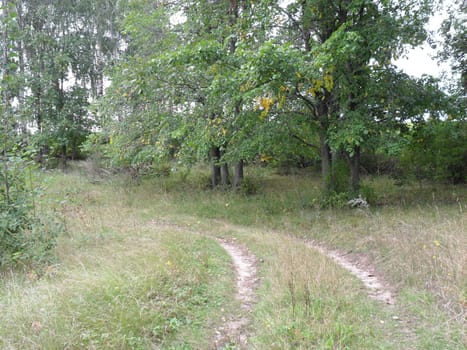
[213,238,258,349]
[305,240,395,305]
[149,218,397,347]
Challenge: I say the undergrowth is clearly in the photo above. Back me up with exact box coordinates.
[0,158,62,270]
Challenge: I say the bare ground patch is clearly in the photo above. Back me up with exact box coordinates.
[213,239,258,349]
[305,240,395,305]
[149,219,259,349]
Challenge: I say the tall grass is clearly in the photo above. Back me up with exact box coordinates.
[1,163,465,349]
[132,165,466,348]
[0,172,235,349]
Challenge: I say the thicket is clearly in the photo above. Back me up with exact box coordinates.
[400,120,466,184]
[0,152,61,269]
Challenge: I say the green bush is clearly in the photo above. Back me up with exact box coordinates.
[326,159,350,194]
[401,120,467,184]
[0,156,60,269]
[318,191,350,209]
[358,184,377,205]
[0,214,60,268]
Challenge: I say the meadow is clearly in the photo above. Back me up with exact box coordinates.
[0,163,465,349]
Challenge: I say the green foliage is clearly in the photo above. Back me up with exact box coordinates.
[401,120,467,184]
[0,156,60,269]
[326,159,350,195]
[2,0,126,167]
[94,0,456,194]
[0,2,60,269]
[358,184,377,205]
[439,0,467,97]
[318,191,351,209]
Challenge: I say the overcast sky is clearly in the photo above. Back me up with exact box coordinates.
[394,7,449,79]
[278,0,452,79]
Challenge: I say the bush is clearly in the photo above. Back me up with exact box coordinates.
[0,214,60,268]
[0,156,60,269]
[326,159,350,194]
[318,191,350,208]
[358,184,377,205]
[400,120,467,184]
[318,184,375,209]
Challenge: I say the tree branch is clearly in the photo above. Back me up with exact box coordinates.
[291,134,319,150]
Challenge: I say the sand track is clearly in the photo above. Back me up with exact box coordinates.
[213,239,258,349]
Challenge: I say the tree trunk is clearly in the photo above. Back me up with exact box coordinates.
[216,148,231,186]
[2,149,10,205]
[219,149,230,186]
[233,160,244,189]
[209,145,221,188]
[347,146,360,192]
[319,131,331,189]
[220,162,230,186]
[71,145,78,161]
[60,144,67,171]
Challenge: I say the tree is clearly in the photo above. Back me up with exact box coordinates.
[12,0,124,167]
[242,0,437,192]
[1,0,59,268]
[96,0,452,195]
[439,0,466,98]
[99,0,266,188]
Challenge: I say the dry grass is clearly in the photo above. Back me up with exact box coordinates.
[0,172,235,349]
[1,164,465,349]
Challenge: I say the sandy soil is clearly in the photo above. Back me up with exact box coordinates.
[213,238,258,349]
[305,240,395,305]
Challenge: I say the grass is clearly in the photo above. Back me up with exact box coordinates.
[0,162,465,349]
[0,173,235,349]
[1,234,233,349]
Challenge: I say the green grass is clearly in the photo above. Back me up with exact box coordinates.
[0,163,465,349]
[0,232,234,349]
[0,173,235,349]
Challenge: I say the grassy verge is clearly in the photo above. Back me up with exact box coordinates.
[127,165,465,349]
[1,164,465,349]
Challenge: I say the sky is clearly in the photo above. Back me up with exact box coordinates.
[394,8,449,79]
[277,0,453,79]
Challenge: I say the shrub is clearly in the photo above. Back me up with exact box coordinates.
[319,191,350,208]
[326,159,350,194]
[400,120,467,184]
[358,184,377,205]
[0,156,60,269]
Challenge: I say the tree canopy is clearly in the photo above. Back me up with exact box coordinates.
[1,0,465,194]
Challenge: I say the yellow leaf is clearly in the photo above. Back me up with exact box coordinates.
[256,96,275,113]
[323,73,333,91]
[260,154,272,162]
[314,79,323,90]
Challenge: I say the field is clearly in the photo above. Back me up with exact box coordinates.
[0,163,465,349]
